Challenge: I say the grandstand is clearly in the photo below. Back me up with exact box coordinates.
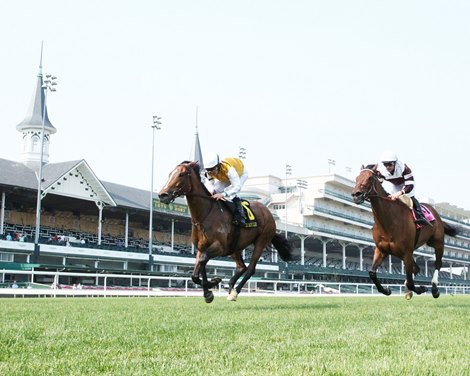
[1,55,470,291]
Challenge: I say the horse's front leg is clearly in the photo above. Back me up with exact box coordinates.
[191,250,203,286]
[369,247,391,296]
[198,253,215,304]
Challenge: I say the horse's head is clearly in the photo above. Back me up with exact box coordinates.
[351,164,378,204]
[158,161,201,204]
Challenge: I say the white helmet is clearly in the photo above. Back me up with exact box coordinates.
[204,152,220,169]
[380,150,398,163]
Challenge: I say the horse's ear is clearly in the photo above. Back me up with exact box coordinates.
[189,161,200,175]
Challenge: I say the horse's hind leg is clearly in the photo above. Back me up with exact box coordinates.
[431,243,444,299]
[227,252,247,301]
[230,242,266,299]
[369,248,391,296]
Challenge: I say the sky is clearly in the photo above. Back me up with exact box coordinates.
[1,1,469,210]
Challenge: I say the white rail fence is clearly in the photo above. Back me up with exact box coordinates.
[1,269,469,298]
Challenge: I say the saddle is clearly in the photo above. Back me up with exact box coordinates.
[225,199,258,228]
[398,196,435,230]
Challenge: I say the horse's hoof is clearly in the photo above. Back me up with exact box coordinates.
[405,291,413,300]
[227,290,238,301]
[204,291,214,304]
[211,277,222,287]
[383,288,392,296]
[431,283,440,299]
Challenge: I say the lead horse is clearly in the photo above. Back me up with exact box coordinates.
[352,165,459,299]
[158,161,293,303]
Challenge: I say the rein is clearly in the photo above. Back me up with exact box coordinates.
[176,167,220,228]
[358,168,391,201]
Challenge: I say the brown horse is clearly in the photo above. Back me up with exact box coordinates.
[351,165,459,299]
[158,161,293,303]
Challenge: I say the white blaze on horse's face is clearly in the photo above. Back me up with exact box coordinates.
[161,168,180,191]
[158,167,184,204]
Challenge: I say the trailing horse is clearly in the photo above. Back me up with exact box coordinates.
[158,161,293,303]
[351,165,459,300]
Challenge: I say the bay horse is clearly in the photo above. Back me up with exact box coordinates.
[158,161,293,303]
[351,165,459,300]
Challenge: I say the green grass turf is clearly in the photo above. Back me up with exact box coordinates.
[0,295,469,375]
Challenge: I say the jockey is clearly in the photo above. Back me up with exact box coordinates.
[203,152,248,226]
[376,150,432,226]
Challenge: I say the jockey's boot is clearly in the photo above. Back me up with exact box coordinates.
[232,197,246,227]
[411,196,432,227]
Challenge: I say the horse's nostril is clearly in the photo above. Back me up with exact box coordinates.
[158,193,170,203]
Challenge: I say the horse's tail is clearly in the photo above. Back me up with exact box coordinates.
[271,233,293,262]
[443,221,460,237]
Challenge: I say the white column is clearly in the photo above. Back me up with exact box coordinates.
[389,255,392,274]
[171,219,175,250]
[124,212,129,248]
[300,236,306,265]
[322,241,327,267]
[359,247,364,271]
[96,201,104,245]
[342,243,346,269]
[0,191,5,235]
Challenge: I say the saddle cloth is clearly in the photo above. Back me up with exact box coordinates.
[240,200,258,228]
[398,196,435,229]
[413,205,435,229]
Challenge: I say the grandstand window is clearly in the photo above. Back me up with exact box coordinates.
[0,253,14,262]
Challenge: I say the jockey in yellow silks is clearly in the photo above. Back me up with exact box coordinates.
[203,152,248,226]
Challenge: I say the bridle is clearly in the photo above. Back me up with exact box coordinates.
[356,169,380,201]
[173,165,220,228]
[163,168,192,202]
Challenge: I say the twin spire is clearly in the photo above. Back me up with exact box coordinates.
[16,43,56,170]
[189,107,204,170]
[16,45,204,173]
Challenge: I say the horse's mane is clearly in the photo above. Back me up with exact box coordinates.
[363,163,377,171]
[179,160,200,175]
[358,164,392,197]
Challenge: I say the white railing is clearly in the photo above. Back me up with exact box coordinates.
[1,269,469,298]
